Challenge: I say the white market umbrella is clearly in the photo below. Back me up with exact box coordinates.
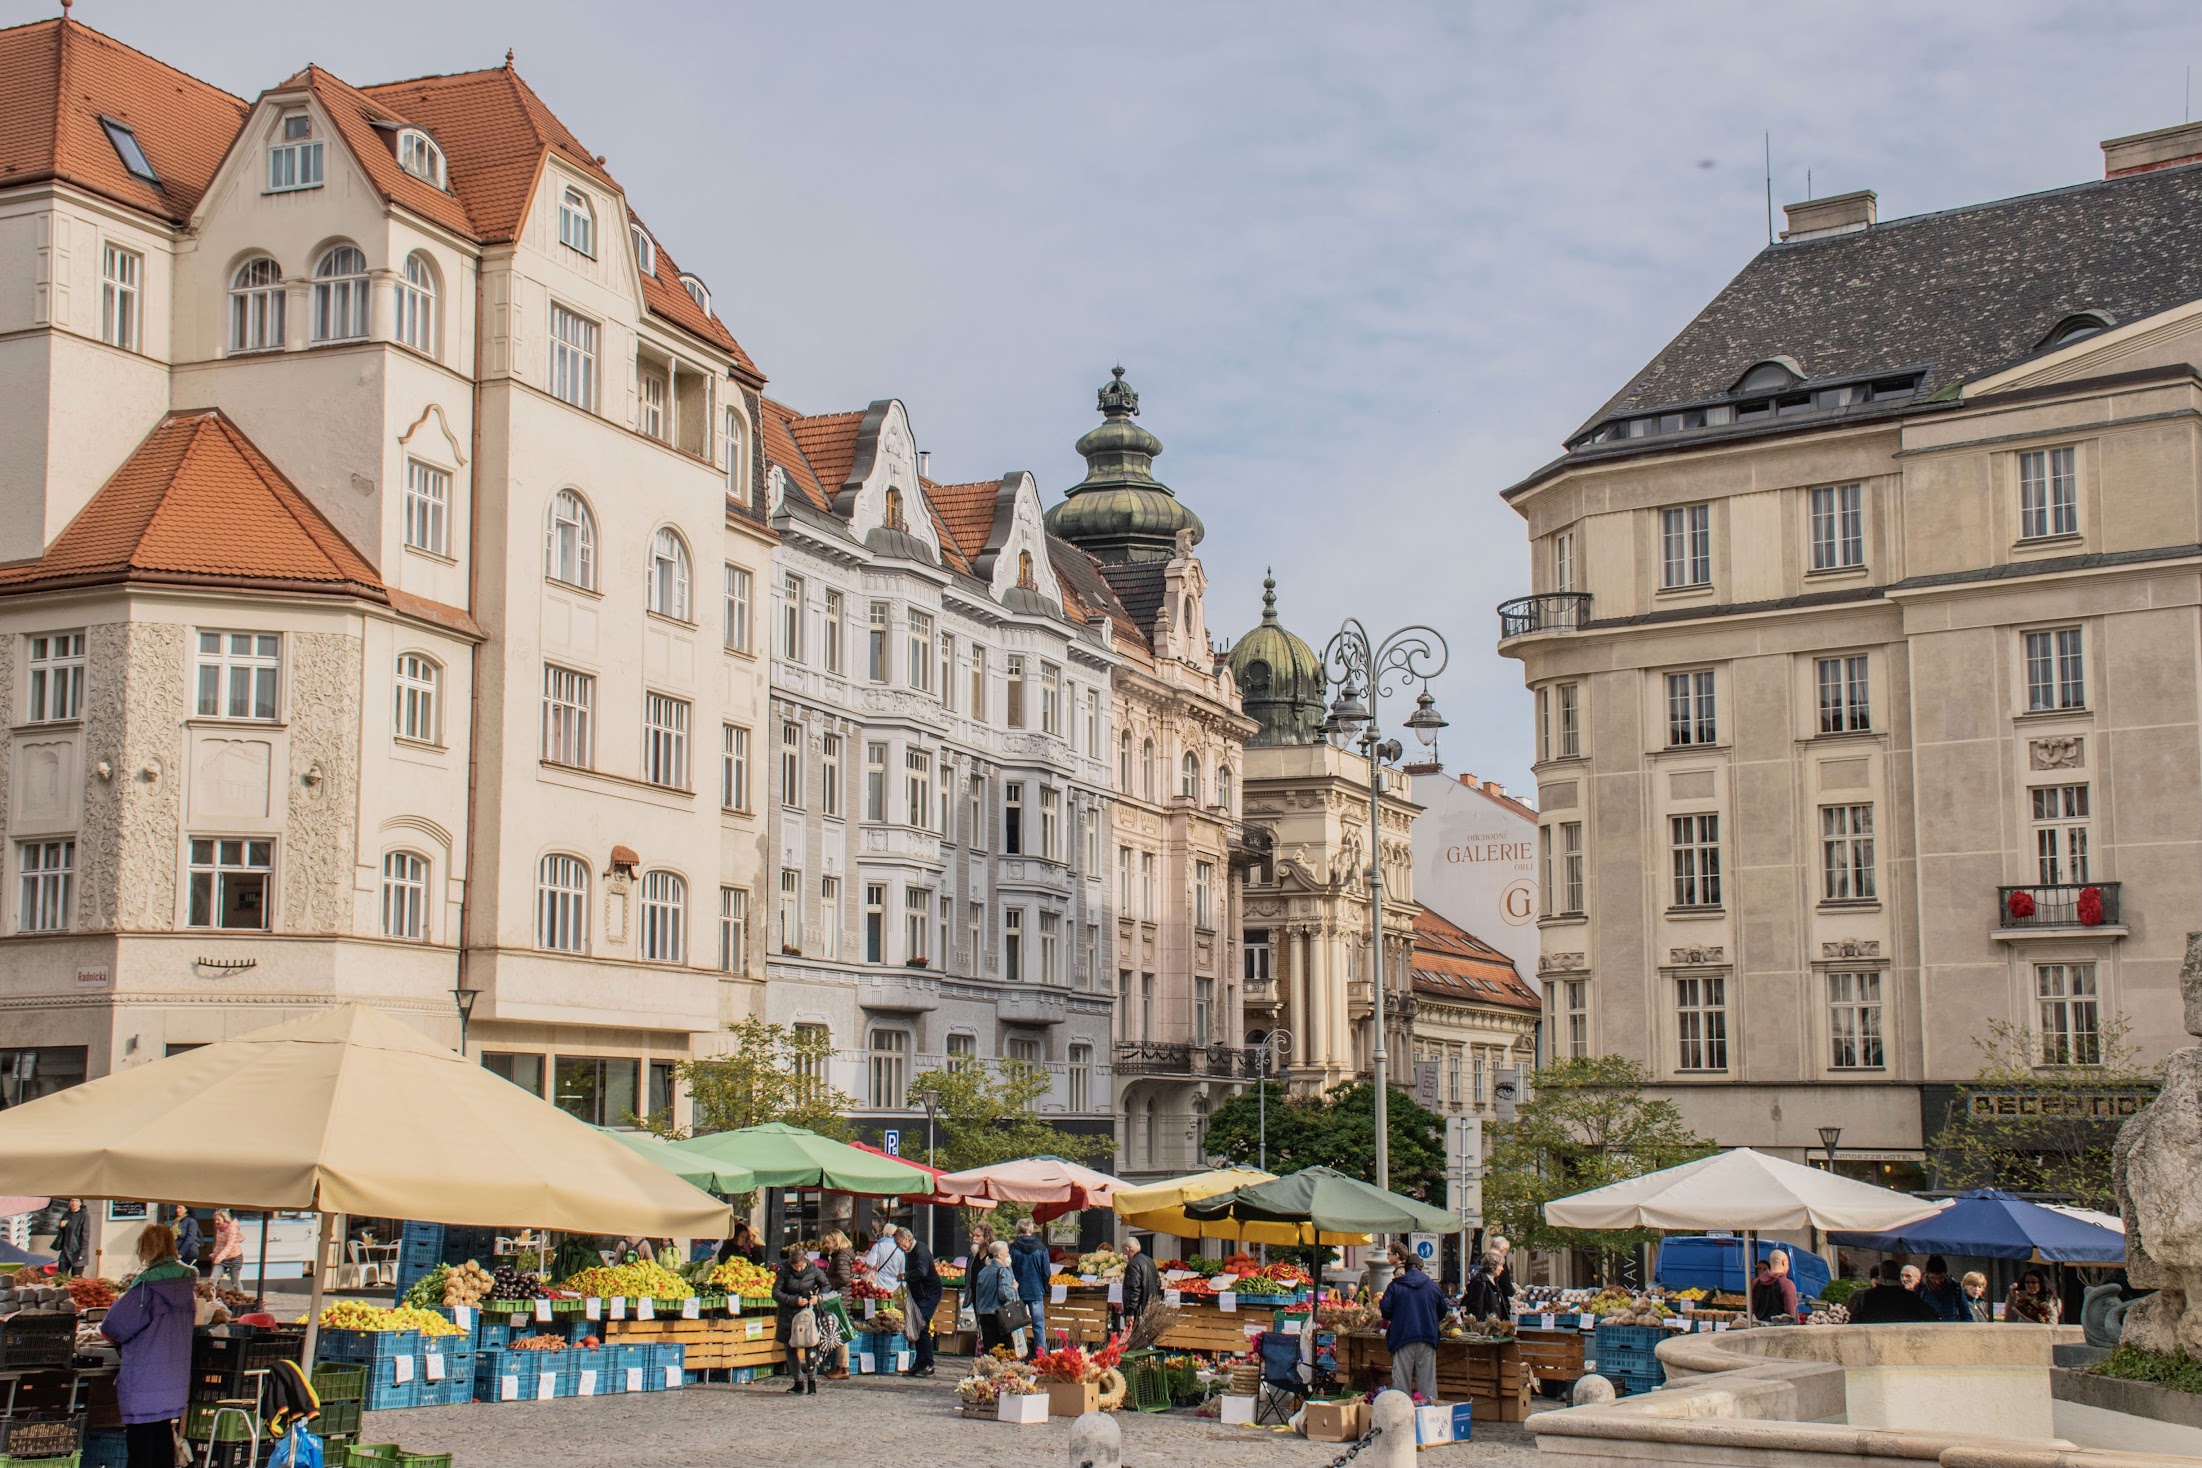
[2046,1204,2125,1235]
[1545,1148,1941,1233]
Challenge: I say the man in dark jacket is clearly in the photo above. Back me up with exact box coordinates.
[1009,1219,1050,1350]
[1378,1242,1444,1402]
[1120,1235,1162,1328]
[896,1228,942,1377]
[52,1199,88,1277]
[1846,1254,1939,1324]
[170,1206,202,1274]
[1916,1256,1966,1323]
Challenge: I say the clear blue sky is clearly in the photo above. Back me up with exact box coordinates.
[36,1,2202,793]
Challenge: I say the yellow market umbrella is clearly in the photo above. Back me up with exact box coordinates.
[0,1006,733,1354]
[1115,1166,1372,1246]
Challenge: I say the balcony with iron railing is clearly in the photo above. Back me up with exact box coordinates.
[1111,1041,1257,1080]
[1227,819,1276,869]
[1995,882,2125,937]
[1496,591,1592,641]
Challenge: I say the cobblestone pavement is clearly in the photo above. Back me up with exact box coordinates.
[359,1372,1552,1467]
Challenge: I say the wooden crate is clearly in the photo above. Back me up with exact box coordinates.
[727,1336,785,1369]
[1341,1335,1535,1422]
[1155,1300,1265,1355]
[1515,1328,1585,1389]
[1045,1291,1111,1346]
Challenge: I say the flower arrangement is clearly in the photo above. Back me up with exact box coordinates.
[2007,889,2037,920]
[2078,884,2105,926]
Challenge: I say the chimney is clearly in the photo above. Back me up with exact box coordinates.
[2102,121,2202,178]
[918,449,931,478]
[1483,780,1504,797]
[1780,190,1876,242]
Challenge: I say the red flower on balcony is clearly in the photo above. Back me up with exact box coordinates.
[2006,890,2037,920]
[2077,886,2105,926]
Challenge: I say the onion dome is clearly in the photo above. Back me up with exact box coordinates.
[1227,571,1328,747]
[1044,367,1204,564]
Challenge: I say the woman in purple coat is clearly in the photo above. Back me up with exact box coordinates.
[101,1224,198,1468]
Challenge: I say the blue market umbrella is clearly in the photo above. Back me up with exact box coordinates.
[1827,1188,2123,1263]
[0,1241,51,1268]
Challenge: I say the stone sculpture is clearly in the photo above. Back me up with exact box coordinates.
[2111,931,2202,1353]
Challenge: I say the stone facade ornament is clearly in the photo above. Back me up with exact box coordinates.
[2113,930,2202,1353]
[1538,952,1587,974]
[1821,939,1882,959]
[1667,946,1725,966]
[2029,735,2086,770]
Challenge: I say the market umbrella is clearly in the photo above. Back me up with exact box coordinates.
[0,1005,733,1356]
[0,1197,51,1218]
[592,1127,756,1195]
[845,1142,995,1209]
[1182,1165,1462,1239]
[1828,1188,2124,1264]
[665,1123,934,1194]
[1543,1148,1941,1234]
[1111,1166,1347,1245]
[935,1156,1123,1225]
[2046,1204,2125,1236]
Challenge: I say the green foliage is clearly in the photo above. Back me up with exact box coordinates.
[656,1016,857,1141]
[1817,1278,1862,1306]
[1927,1017,2161,1213]
[1482,1055,1711,1278]
[906,1063,1114,1180]
[1200,1080,1448,1202]
[2093,1345,2202,1395]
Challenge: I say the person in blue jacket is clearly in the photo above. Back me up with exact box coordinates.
[1378,1240,1445,1403]
[102,1225,197,1467]
[1008,1218,1051,1350]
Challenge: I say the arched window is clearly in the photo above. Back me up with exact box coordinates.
[546,489,596,589]
[381,850,429,939]
[640,870,686,963]
[630,223,656,275]
[648,527,692,619]
[883,487,906,531]
[311,245,368,342]
[682,274,709,311]
[394,252,436,354]
[536,853,589,952]
[1141,738,1155,801]
[396,129,445,188]
[393,652,440,743]
[229,257,284,352]
[1118,730,1132,791]
[1216,765,1233,812]
[1181,751,1201,801]
[558,186,595,257]
[723,407,746,500]
[1017,550,1036,589]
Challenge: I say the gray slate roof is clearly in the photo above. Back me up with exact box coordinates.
[1579,160,2202,435]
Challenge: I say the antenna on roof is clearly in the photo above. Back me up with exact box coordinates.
[1764,132,1774,245]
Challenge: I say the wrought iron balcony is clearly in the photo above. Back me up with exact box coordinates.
[1496,592,1592,639]
[1997,882,2122,931]
[1227,819,1276,869]
[1112,1041,1257,1079]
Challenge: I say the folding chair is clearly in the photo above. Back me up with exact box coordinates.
[1254,1330,1303,1426]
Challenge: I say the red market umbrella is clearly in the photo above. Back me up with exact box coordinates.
[936,1157,1122,1225]
[848,1143,997,1210]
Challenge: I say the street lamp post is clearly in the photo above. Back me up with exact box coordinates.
[1255,1029,1293,1173]
[451,986,479,1058]
[1818,1125,1842,1173]
[918,1088,942,1254]
[1320,620,1448,1196]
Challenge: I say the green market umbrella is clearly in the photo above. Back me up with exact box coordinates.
[665,1122,934,1194]
[593,1127,755,1194]
[1183,1165,1464,1238]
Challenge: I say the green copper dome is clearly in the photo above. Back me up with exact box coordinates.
[1228,571,1328,747]
[1045,367,1204,564]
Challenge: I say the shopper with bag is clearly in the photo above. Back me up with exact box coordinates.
[818,1230,857,1380]
[1008,1218,1050,1349]
[102,1224,196,1467]
[973,1240,1022,1355]
[895,1227,940,1377]
[773,1243,831,1396]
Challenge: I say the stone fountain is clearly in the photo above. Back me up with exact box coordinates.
[2112,930,2202,1355]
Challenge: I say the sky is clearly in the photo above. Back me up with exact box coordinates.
[29,0,2202,793]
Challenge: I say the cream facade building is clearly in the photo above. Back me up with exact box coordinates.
[0,20,773,1141]
[1496,124,2202,1177]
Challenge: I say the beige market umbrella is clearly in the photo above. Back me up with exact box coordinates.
[0,1005,732,1352]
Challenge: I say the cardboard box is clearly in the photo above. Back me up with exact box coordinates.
[1415,1403,1454,1445]
[997,1391,1050,1424]
[1220,1394,1256,1426]
[1304,1399,1366,1443]
[1046,1380,1099,1417]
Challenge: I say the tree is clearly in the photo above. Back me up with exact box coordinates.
[1928,1016,2161,1213]
[1482,1055,1710,1280]
[906,1063,1115,1180]
[1201,1081,1448,1203]
[655,1016,856,1139]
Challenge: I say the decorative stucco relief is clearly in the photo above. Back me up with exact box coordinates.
[1668,945,1725,965]
[1821,939,1881,959]
[2029,736,2085,771]
[111,622,186,931]
[280,631,361,933]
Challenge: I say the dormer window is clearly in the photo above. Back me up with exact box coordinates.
[396,129,445,189]
[631,225,656,275]
[100,117,158,184]
[1734,358,1805,393]
[2041,312,2114,350]
[558,186,595,257]
[681,274,709,311]
[267,111,323,193]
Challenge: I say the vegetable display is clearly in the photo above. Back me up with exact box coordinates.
[560,1261,695,1302]
[65,1278,118,1310]
[317,1302,467,1336]
[488,1266,549,1301]
[707,1258,776,1297]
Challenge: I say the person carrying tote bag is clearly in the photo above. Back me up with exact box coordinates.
[773,1243,830,1396]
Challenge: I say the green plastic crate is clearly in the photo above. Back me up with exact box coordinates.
[1128,1357,1172,1413]
[182,1403,258,1443]
[312,1363,368,1403]
[394,1455,451,1468]
[0,1455,82,1468]
[316,1399,362,1439]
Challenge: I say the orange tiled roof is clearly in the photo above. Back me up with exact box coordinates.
[922,494,974,576]
[1411,905,1539,1012]
[926,479,1001,566]
[627,209,755,372]
[0,409,383,599]
[286,65,475,236]
[0,17,246,222]
[759,398,831,512]
[788,410,865,502]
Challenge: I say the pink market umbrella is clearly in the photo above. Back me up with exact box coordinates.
[936,1157,1122,1225]
[0,1198,51,1218]
[847,1143,996,1210]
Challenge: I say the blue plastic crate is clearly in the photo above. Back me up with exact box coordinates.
[1594,1323,1668,1354]
[81,1430,129,1468]
[474,1350,541,1404]
[316,1329,422,1365]
[362,1376,421,1412]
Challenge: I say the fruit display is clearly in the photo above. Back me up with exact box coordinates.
[872,1306,905,1335]
[1591,1292,1675,1325]
[1048,1272,1083,1287]
[194,1281,260,1314]
[316,1302,467,1336]
[936,1263,966,1287]
[1316,1300,1380,1333]
[849,1276,895,1302]
[1806,1303,1850,1325]
[488,1265,549,1301]
[64,1278,118,1310]
[561,1261,694,1302]
[508,1333,570,1351]
[707,1257,775,1297]
[1441,1313,1517,1342]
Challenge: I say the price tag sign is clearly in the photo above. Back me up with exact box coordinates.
[1539,1313,1555,1331]
[728,1297,741,1317]
[585,1297,602,1321]
[610,1297,626,1320]
[578,1370,596,1397]
[864,1297,877,1319]
[1213,1274,1238,1290]
[1244,1322,1264,1339]
[534,1299,552,1323]
[536,1373,557,1401]
[392,1356,415,1384]
[1283,1319,1303,1336]
[1714,1321,1731,1332]
[424,1353,447,1382]
[663,1366,681,1390]
[1164,1289,1182,1306]
[1679,1299,1694,1313]
[1106,1282,1123,1305]
[625,1368,643,1393]
[499,1375,519,1402]
[1080,1274,1098,1285]
[1664,1317,1689,1331]
[639,1298,656,1321]
[510,1313,527,1327]
[1217,1292,1238,1314]
[681,1297,700,1320]
[1696,1320,1714,1333]
[744,1319,764,1340]
[453,1306,474,1331]
[1049,1284,1067,1305]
